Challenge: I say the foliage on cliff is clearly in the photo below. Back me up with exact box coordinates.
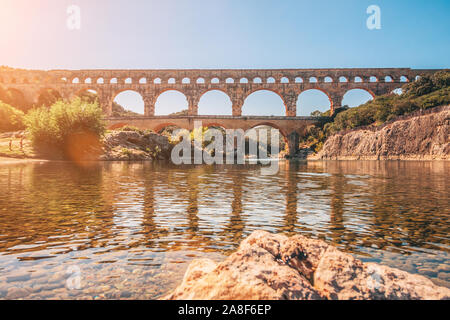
[25,98,105,159]
[0,101,25,132]
[302,70,450,152]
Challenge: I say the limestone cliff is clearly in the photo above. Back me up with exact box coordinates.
[313,106,449,160]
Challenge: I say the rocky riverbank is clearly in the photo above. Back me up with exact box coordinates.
[165,230,450,300]
[101,129,173,161]
[311,105,449,161]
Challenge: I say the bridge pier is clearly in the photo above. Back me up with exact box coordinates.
[287,131,300,157]
[98,91,113,116]
[330,94,343,115]
[144,95,156,116]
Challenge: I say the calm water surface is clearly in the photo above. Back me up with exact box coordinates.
[0,160,449,299]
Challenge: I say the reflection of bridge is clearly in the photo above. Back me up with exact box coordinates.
[107,115,320,155]
[0,68,437,117]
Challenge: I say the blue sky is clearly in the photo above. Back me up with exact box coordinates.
[1,0,449,115]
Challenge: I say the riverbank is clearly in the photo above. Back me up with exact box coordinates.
[310,105,449,161]
[166,230,450,300]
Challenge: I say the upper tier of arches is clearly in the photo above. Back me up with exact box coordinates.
[0,68,436,86]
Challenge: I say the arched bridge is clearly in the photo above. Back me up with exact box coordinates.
[0,67,437,116]
[0,67,439,155]
[106,115,320,156]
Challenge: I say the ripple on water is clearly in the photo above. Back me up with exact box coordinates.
[0,160,448,299]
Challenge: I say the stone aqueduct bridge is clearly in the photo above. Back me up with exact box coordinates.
[0,68,437,154]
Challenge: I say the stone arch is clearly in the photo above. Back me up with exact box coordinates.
[248,122,289,154]
[182,77,190,84]
[240,78,248,84]
[226,78,235,84]
[154,89,189,115]
[97,77,105,84]
[154,78,162,84]
[242,89,287,116]
[125,77,133,84]
[202,122,228,130]
[197,89,232,115]
[36,88,63,107]
[296,88,332,116]
[72,77,80,84]
[267,77,276,83]
[110,78,118,84]
[77,88,99,103]
[253,77,262,84]
[107,122,130,130]
[280,77,289,83]
[400,76,409,82]
[324,76,333,83]
[153,123,189,134]
[113,89,145,115]
[384,75,393,82]
[211,77,220,84]
[139,77,147,84]
[84,78,92,84]
[168,77,176,84]
[309,77,318,83]
[354,76,363,83]
[249,122,288,138]
[339,76,348,82]
[295,77,303,83]
[392,88,403,95]
[5,87,31,110]
[196,77,205,84]
[369,76,378,82]
[342,88,375,108]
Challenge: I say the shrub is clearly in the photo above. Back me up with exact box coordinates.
[0,101,25,132]
[25,98,105,159]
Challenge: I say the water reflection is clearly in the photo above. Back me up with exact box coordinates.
[0,160,448,299]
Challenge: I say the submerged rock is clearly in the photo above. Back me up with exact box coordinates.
[165,231,450,300]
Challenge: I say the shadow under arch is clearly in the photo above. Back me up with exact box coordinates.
[248,122,289,154]
[153,123,189,134]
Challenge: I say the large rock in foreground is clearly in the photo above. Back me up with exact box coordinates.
[165,231,450,300]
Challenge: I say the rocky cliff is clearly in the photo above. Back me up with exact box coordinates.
[313,106,449,160]
[165,231,450,300]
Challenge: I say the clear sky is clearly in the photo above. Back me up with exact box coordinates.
[1,0,449,115]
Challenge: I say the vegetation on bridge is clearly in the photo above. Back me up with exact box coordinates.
[303,70,450,152]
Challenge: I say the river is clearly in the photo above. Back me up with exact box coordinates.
[0,160,448,299]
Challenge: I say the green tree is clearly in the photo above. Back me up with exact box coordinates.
[25,98,105,159]
[0,101,25,132]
